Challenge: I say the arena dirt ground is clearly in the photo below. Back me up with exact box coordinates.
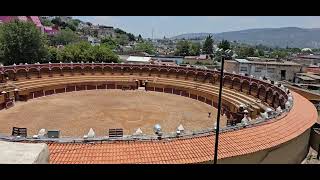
[0,90,226,137]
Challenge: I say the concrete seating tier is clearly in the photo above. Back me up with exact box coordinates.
[155,78,267,112]
[157,78,267,110]
[5,75,268,118]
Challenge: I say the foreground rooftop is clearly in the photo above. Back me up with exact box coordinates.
[48,92,317,164]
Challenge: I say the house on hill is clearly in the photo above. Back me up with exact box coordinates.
[0,16,59,35]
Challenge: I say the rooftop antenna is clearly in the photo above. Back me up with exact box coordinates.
[152,28,154,40]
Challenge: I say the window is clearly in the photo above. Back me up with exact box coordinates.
[267,68,275,73]
[240,67,247,72]
[255,66,263,72]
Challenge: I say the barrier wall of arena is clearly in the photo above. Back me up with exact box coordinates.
[213,129,311,164]
[0,63,288,116]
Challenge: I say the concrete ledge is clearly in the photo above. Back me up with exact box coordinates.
[0,141,49,164]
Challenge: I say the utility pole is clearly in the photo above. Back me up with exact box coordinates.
[152,28,154,40]
[214,54,225,164]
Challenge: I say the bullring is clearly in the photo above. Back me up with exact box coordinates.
[0,63,317,163]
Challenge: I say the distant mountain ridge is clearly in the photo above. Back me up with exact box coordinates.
[171,27,320,48]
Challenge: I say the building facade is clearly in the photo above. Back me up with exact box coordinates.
[225,59,302,82]
[290,54,320,67]
[0,16,58,35]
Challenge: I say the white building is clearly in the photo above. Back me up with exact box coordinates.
[225,59,302,82]
[125,56,152,64]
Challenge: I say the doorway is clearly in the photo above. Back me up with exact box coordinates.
[281,70,286,80]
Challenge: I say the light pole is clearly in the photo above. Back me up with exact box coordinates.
[214,49,231,164]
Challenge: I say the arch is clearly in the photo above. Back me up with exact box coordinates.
[149,67,160,77]
[232,77,241,91]
[185,70,196,80]
[250,82,259,97]
[39,67,51,78]
[223,75,232,88]
[15,68,28,80]
[279,95,286,109]
[122,66,132,75]
[111,66,122,75]
[242,79,250,93]
[167,68,178,78]
[272,91,280,108]
[50,66,63,77]
[27,67,40,79]
[258,85,267,101]
[62,66,73,76]
[266,87,274,104]
[159,68,169,73]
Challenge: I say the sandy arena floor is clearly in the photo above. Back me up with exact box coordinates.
[0,90,226,137]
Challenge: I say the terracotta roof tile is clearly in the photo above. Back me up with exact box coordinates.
[47,92,317,164]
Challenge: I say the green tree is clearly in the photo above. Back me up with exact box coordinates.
[247,47,255,57]
[50,28,80,46]
[127,33,135,41]
[40,17,53,26]
[270,50,288,59]
[202,35,214,54]
[66,22,77,31]
[69,19,81,28]
[101,37,118,50]
[115,33,129,46]
[0,20,47,65]
[218,39,231,51]
[45,46,62,63]
[114,28,126,34]
[137,34,143,42]
[175,40,191,56]
[134,41,155,54]
[189,42,201,56]
[59,41,119,63]
[89,45,119,63]
[235,46,255,58]
[51,17,63,26]
[258,49,265,56]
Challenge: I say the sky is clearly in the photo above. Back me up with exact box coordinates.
[74,16,320,39]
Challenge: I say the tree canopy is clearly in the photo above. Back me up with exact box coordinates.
[175,40,201,56]
[134,41,155,54]
[175,40,191,56]
[189,42,201,56]
[49,28,80,46]
[0,20,47,65]
[202,35,214,54]
[218,39,231,51]
[101,37,118,50]
[57,41,119,63]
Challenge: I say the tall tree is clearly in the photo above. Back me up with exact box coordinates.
[175,40,190,56]
[49,28,80,46]
[138,34,143,42]
[59,41,119,63]
[134,41,155,54]
[127,33,136,42]
[189,42,201,56]
[218,39,230,51]
[101,37,118,50]
[258,49,265,56]
[115,33,129,46]
[202,35,214,54]
[0,20,47,65]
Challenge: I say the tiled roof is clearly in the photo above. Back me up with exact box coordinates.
[48,92,317,164]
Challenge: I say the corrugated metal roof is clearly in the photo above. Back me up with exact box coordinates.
[126,56,151,62]
[234,59,249,63]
